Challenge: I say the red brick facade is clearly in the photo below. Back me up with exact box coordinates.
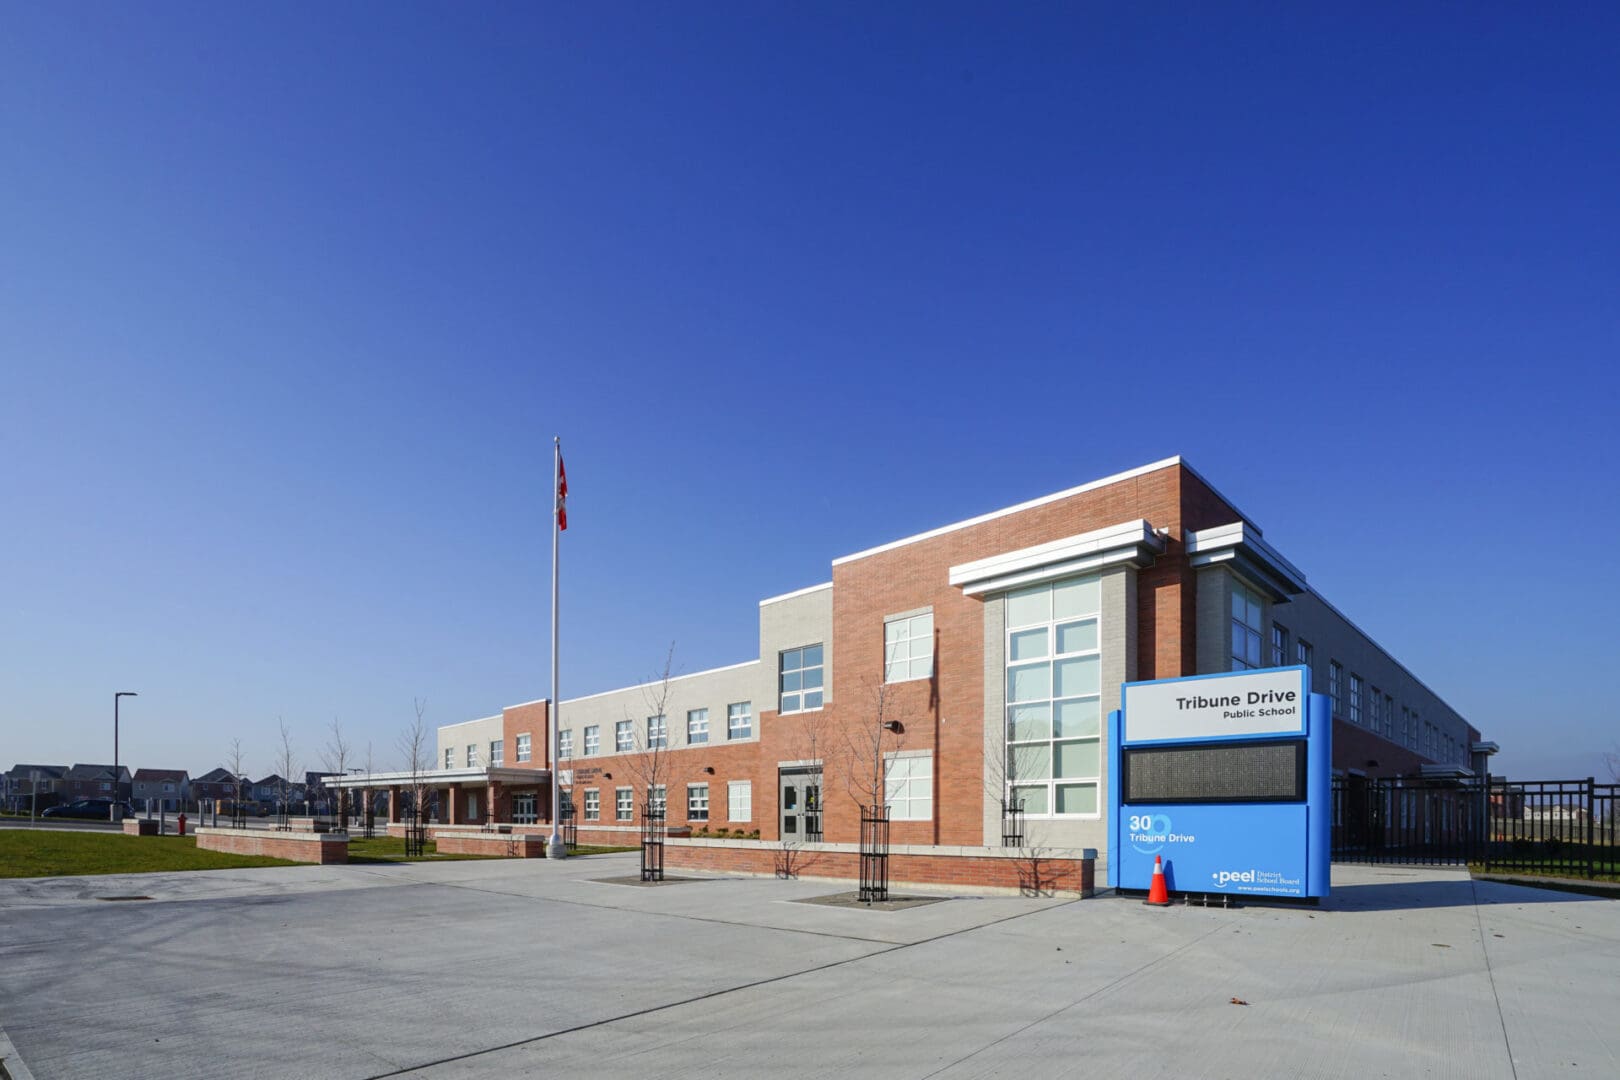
[195,828,348,864]
[665,841,1095,897]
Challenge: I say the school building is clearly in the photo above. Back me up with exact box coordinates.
[333,456,1491,889]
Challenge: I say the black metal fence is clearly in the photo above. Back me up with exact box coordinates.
[404,812,427,858]
[859,805,890,903]
[1001,797,1025,847]
[641,802,665,882]
[1332,775,1618,878]
[561,797,577,851]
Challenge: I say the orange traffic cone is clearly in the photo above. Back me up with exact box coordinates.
[1144,854,1171,906]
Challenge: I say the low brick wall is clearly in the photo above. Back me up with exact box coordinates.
[195,827,348,864]
[123,818,159,836]
[666,840,1096,897]
[433,831,548,858]
[383,822,691,843]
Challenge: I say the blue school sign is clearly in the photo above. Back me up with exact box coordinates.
[1107,666,1331,900]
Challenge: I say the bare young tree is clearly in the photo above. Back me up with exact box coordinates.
[621,643,686,822]
[775,700,834,878]
[396,697,434,829]
[323,716,353,829]
[274,718,300,828]
[983,713,1056,895]
[224,738,249,826]
[843,678,909,813]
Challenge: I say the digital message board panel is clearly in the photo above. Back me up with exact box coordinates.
[1108,667,1330,901]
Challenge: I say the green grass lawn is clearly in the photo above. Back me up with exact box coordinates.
[346,836,494,863]
[0,831,298,878]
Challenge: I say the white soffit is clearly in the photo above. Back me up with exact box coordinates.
[948,519,1166,597]
[1186,522,1308,598]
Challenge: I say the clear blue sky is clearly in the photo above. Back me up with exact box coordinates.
[3,4,1616,782]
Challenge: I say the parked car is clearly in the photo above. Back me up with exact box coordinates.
[41,799,138,820]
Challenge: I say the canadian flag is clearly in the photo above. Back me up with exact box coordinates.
[557,453,568,531]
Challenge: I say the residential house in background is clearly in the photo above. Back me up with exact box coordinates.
[3,765,67,812]
[132,769,190,812]
[63,764,131,803]
[192,767,247,810]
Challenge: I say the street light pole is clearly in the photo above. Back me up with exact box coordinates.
[114,691,137,821]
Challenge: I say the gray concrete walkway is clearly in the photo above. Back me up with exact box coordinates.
[1,858,1615,1079]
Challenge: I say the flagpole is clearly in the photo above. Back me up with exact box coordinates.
[547,436,566,859]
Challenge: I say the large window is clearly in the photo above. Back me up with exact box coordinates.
[727,702,752,740]
[1005,575,1102,818]
[1231,581,1264,670]
[489,740,503,766]
[558,730,572,759]
[885,754,933,821]
[687,708,708,745]
[884,612,934,683]
[615,787,632,821]
[728,780,751,822]
[1349,675,1363,726]
[583,725,600,756]
[615,720,633,752]
[687,783,709,822]
[517,733,531,763]
[584,789,599,821]
[650,785,667,814]
[646,715,667,749]
[779,645,824,713]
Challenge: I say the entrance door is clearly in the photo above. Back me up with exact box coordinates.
[513,793,537,824]
[779,768,822,841]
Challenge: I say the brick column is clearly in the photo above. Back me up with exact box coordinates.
[447,784,461,825]
[388,786,401,824]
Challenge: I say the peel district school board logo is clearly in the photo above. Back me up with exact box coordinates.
[1128,813,1189,855]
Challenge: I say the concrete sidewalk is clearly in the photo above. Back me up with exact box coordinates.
[0,859,1615,1079]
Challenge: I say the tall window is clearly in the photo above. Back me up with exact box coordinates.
[649,785,667,814]
[1231,581,1263,670]
[584,789,600,821]
[583,726,599,756]
[1368,688,1381,736]
[615,720,633,752]
[1401,706,1411,747]
[1329,662,1343,717]
[444,748,453,769]
[1349,675,1363,726]
[646,715,667,749]
[1005,575,1102,818]
[884,755,933,821]
[558,730,572,759]
[779,645,824,713]
[727,702,752,740]
[516,733,531,763]
[1270,622,1289,668]
[884,612,934,682]
[489,740,503,766]
[615,787,632,821]
[1297,639,1313,673]
[728,780,751,822]
[1384,693,1395,739]
[465,744,477,767]
[687,783,709,822]
[687,708,709,744]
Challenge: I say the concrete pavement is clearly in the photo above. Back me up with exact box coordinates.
[0,857,1615,1079]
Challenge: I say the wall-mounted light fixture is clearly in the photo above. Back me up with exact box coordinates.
[704,766,715,775]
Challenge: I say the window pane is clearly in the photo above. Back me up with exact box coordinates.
[782,693,800,712]
[1054,697,1100,738]
[910,656,932,679]
[1052,577,1099,619]
[1054,739,1100,779]
[1056,619,1098,654]
[1056,783,1098,815]
[802,667,823,689]
[1053,655,1099,697]
[803,690,822,709]
[783,648,800,669]
[885,662,905,681]
[1009,703,1051,742]
[803,644,823,667]
[1010,628,1048,661]
[1014,784,1048,815]
[912,614,932,638]
[1009,662,1051,702]
[884,621,902,643]
[1006,586,1050,628]
[885,642,905,664]
[1012,744,1051,781]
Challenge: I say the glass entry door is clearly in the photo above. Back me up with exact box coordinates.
[513,793,538,824]
[779,767,822,841]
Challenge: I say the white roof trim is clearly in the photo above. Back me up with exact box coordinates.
[326,766,551,788]
[439,715,502,730]
[1187,522,1308,597]
[949,520,1166,596]
[561,659,760,705]
[758,581,833,606]
[834,456,1230,567]
[502,697,550,711]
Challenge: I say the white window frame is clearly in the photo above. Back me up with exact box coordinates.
[1350,674,1363,726]
[583,725,600,756]
[516,733,532,763]
[649,785,667,814]
[727,780,751,822]
[646,715,667,750]
[779,645,824,714]
[466,744,477,768]
[583,789,600,821]
[1329,662,1343,717]
[884,753,933,822]
[687,708,709,745]
[687,783,709,822]
[884,611,934,683]
[558,730,572,759]
[489,740,503,766]
[444,748,454,770]
[615,720,633,753]
[615,787,633,821]
[1004,574,1103,819]
[727,702,752,740]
